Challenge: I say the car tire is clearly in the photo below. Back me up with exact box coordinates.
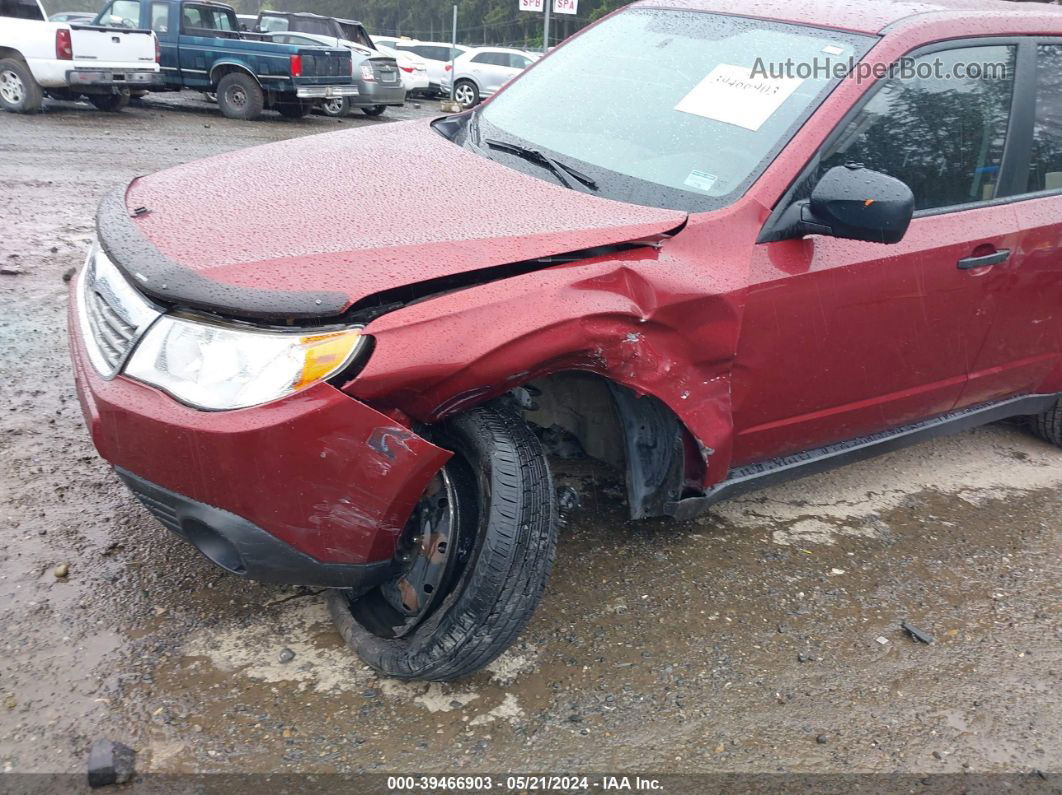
[276,100,312,119]
[361,104,387,116]
[88,92,129,112]
[319,96,350,117]
[216,72,264,121]
[328,405,558,681]
[453,79,478,109]
[0,58,44,114]
[1030,397,1062,447]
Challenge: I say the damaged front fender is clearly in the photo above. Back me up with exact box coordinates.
[345,207,759,494]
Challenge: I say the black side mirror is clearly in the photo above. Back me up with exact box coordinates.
[762,164,915,244]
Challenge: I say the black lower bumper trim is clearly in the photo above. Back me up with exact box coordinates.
[116,468,393,591]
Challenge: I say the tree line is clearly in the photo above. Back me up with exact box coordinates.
[47,0,636,48]
[228,0,635,48]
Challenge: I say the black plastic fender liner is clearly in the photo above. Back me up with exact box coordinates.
[605,382,685,520]
[95,185,350,321]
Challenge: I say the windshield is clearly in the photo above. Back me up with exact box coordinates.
[475,9,874,212]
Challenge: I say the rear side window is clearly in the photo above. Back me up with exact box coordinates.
[289,17,333,36]
[509,53,531,69]
[413,45,452,61]
[338,22,372,48]
[181,4,235,32]
[1027,44,1062,193]
[258,14,288,32]
[150,1,168,32]
[473,52,509,67]
[101,0,140,28]
[819,45,1016,211]
[0,0,43,21]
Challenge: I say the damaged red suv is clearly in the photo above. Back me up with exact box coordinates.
[69,0,1062,680]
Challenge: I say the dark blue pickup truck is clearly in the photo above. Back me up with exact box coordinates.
[93,0,356,119]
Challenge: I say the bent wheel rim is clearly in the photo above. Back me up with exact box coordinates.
[377,469,460,638]
[0,70,25,104]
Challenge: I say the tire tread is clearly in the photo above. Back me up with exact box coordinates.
[329,405,557,681]
[1031,397,1062,447]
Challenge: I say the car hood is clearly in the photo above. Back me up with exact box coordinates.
[100,119,687,321]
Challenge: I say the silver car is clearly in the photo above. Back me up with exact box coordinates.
[374,38,469,96]
[443,47,537,108]
[263,31,405,117]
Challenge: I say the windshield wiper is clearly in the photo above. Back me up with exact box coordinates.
[483,138,598,191]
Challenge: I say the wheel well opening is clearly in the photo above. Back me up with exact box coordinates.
[522,372,626,471]
[210,64,259,89]
[0,48,27,63]
[518,372,690,519]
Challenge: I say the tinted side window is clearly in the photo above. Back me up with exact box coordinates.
[470,52,494,65]
[820,45,1016,211]
[410,45,439,60]
[150,2,168,32]
[290,18,332,36]
[1028,44,1062,193]
[0,0,44,21]
[182,5,234,31]
[509,54,531,69]
[102,0,140,27]
[258,15,288,32]
[338,23,372,48]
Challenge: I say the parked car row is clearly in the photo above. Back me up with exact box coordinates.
[1,0,413,120]
[3,0,542,119]
[373,35,539,108]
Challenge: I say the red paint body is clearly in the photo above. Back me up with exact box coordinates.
[69,0,1062,571]
[69,300,451,564]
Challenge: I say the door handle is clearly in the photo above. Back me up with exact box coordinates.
[957,249,1009,270]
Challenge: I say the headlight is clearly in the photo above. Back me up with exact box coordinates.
[124,316,365,410]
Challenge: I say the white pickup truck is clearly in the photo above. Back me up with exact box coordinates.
[0,0,161,113]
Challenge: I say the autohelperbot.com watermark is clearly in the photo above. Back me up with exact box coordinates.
[751,55,1010,83]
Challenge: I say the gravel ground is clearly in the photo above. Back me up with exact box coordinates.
[0,90,1060,787]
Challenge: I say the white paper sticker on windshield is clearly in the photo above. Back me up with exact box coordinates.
[822,44,845,56]
[683,170,718,193]
[674,63,804,131]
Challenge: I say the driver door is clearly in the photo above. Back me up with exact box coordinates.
[731,43,1022,464]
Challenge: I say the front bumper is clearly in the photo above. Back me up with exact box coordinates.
[295,84,359,99]
[117,469,393,589]
[68,272,451,587]
[66,69,163,88]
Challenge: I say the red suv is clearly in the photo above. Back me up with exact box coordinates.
[69,0,1062,680]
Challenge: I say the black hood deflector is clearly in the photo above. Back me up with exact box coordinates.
[96,186,350,321]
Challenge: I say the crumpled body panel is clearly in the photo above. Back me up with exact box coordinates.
[347,203,766,486]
